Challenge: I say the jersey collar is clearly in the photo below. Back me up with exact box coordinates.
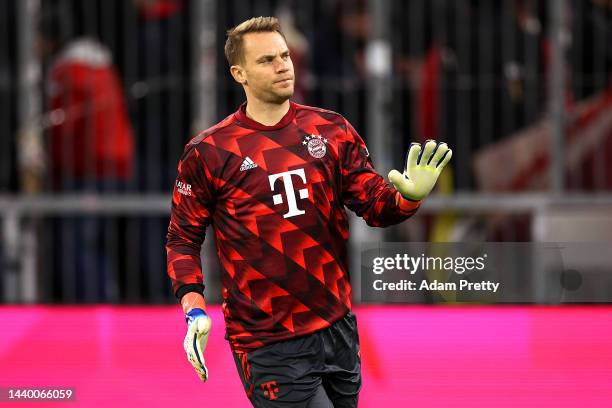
[234,101,296,131]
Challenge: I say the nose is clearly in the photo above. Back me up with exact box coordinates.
[274,56,289,73]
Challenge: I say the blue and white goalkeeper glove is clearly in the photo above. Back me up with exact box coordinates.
[388,140,452,201]
[184,308,212,382]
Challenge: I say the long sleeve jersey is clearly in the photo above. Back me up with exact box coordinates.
[166,101,421,351]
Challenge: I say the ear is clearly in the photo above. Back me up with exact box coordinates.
[230,65,247,85]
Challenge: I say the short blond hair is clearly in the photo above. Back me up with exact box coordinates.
[224,16,287,66]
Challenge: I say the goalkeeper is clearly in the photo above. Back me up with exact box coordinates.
[167,16,451,408]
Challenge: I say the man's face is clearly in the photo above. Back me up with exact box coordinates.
[233,31,294,104]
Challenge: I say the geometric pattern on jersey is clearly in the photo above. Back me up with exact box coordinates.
[167,101,421,351]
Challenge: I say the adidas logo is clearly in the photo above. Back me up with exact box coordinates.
[240,156,258,172]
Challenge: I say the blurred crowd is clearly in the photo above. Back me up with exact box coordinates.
[2,0,611,195]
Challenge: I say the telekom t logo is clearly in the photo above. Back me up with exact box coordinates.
[268,168,309,218]
[261,380,279,400]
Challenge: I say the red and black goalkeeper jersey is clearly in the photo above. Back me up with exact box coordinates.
[166,101,421,351]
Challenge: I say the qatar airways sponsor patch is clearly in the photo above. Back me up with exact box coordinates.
[175,179,193,197]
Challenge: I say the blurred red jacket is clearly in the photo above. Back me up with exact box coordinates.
[47,38,133,184]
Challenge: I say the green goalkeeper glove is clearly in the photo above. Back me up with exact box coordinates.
[184,308,212,382]
[388,140,452,201]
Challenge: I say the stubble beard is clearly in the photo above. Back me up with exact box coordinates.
[262,85,294,105]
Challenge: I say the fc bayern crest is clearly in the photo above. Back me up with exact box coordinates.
[303,133,328,159]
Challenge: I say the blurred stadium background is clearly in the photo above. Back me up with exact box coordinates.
[1,0,612,406]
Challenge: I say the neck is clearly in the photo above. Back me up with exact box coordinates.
[244,97,291,126]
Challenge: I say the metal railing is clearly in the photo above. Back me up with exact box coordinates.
[3,193,612,303]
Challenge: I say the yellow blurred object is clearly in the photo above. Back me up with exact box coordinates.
[17,124,46,194]
[426,166,459,302]
[429,165,456,242]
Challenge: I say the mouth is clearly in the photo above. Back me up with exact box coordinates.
[275,78,293,84]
